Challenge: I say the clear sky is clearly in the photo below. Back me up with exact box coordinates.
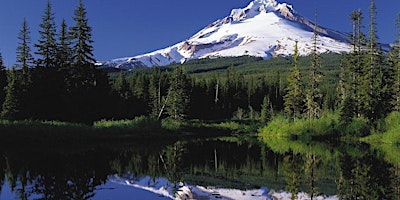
[0,0,399,66]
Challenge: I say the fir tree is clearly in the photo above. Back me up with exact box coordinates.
[15,18,33,118]
[1,68,21,120]
[0,52,6,110]
[305,13,323,119]
[339,10,365,120]
[260,95,271,124]
[166,66,189,120]
[35,1,58,68]
[57,19,72,68]
[391,13,400,111]
[69,0,95,66]
[16,18,34,72]
[61,0,111,122]
[284,41,303,119]
[114,72,130,100]
[149,69,163,118]
[360,0,388,120]
[64,0,99,93]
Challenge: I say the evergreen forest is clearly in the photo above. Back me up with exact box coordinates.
[0,0,399,144]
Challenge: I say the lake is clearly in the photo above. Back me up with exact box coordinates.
[0,135,399,199]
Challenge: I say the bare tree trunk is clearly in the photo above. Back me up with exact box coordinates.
[158,89,171,120]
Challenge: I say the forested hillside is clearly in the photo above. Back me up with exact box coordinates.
[108,53,342,121]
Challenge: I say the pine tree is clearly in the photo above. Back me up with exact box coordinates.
[65,0,99,94]
[353,10,367,117]
[15,18,33,119]
[391,13,400,111]
[260,95,271,124]
[16,18,34,72]
[114,72,130,100]
[0,52,7,110]
[60,0,111,122]
[284,41,303,119]
[69,0,95,66]
[1,68,21,120]
[35,1,58,68]
[57,19,72,68]
[360,0,388,120]
[149,69,163,118]
[166,66,189,120]
[305,13,323,119]
[339,10,365,120]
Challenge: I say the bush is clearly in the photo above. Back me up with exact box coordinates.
[161,118,182,131]
[259,113,339,138]
[361,112,400,144]
[341,117,370,137]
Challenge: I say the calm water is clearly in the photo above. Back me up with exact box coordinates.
[0,135,399,199]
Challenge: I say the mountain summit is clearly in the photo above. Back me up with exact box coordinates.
[103,0,351,69]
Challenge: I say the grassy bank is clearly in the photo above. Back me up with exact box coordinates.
[361,112,400,145]
[0,117,248,144]
[259,114,337,138]
[258,112,370,140]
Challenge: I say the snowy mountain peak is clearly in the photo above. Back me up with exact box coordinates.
[102,0,352,69]
[252,0,278,10]
[230,0,294,22]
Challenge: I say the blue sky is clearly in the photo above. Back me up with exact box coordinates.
[0,0,399,66]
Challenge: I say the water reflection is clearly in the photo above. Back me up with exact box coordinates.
[0,137,399,199]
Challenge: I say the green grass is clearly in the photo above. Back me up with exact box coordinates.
[94,116,163,132]
[258,111,373,140]
[0,117,251,144]
[361,112,400,165]
[361,112,400,144]
[259,113,339,138]
[0,117,177,144]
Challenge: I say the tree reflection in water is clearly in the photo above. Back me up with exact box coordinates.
[0,137,399,199]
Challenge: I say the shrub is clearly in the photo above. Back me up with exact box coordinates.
[341,117,370,137]
[93,116,162,132]
[361,112,400,144]
[259,113,339,138]
[161,118,182,131]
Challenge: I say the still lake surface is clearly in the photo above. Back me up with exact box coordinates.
[0,135,399,199]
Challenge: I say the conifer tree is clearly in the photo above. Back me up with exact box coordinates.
[114,72,130,100]
[16,18,34,73]
[112,72,132,118]
[57,19,72,68]
[61,0,111,122]
[15,18,33,118]
[284,41,303,119]
[66,0,100,93]
[360,0,388,120]
[166,66,189,120]
[149,69,163,118]
[1,68,21,120]
[69,0,95,66]
[391,13,400,111]
[260,95,271,124]
[353,10,367,117]
[305,14,323,119]
[0,52,6,110]
[35,1,58,68]
[339,10,365,120]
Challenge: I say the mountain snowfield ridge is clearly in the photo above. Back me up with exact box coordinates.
[101,0,352,69]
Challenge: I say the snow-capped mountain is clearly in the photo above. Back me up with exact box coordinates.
[102,0,352,69]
